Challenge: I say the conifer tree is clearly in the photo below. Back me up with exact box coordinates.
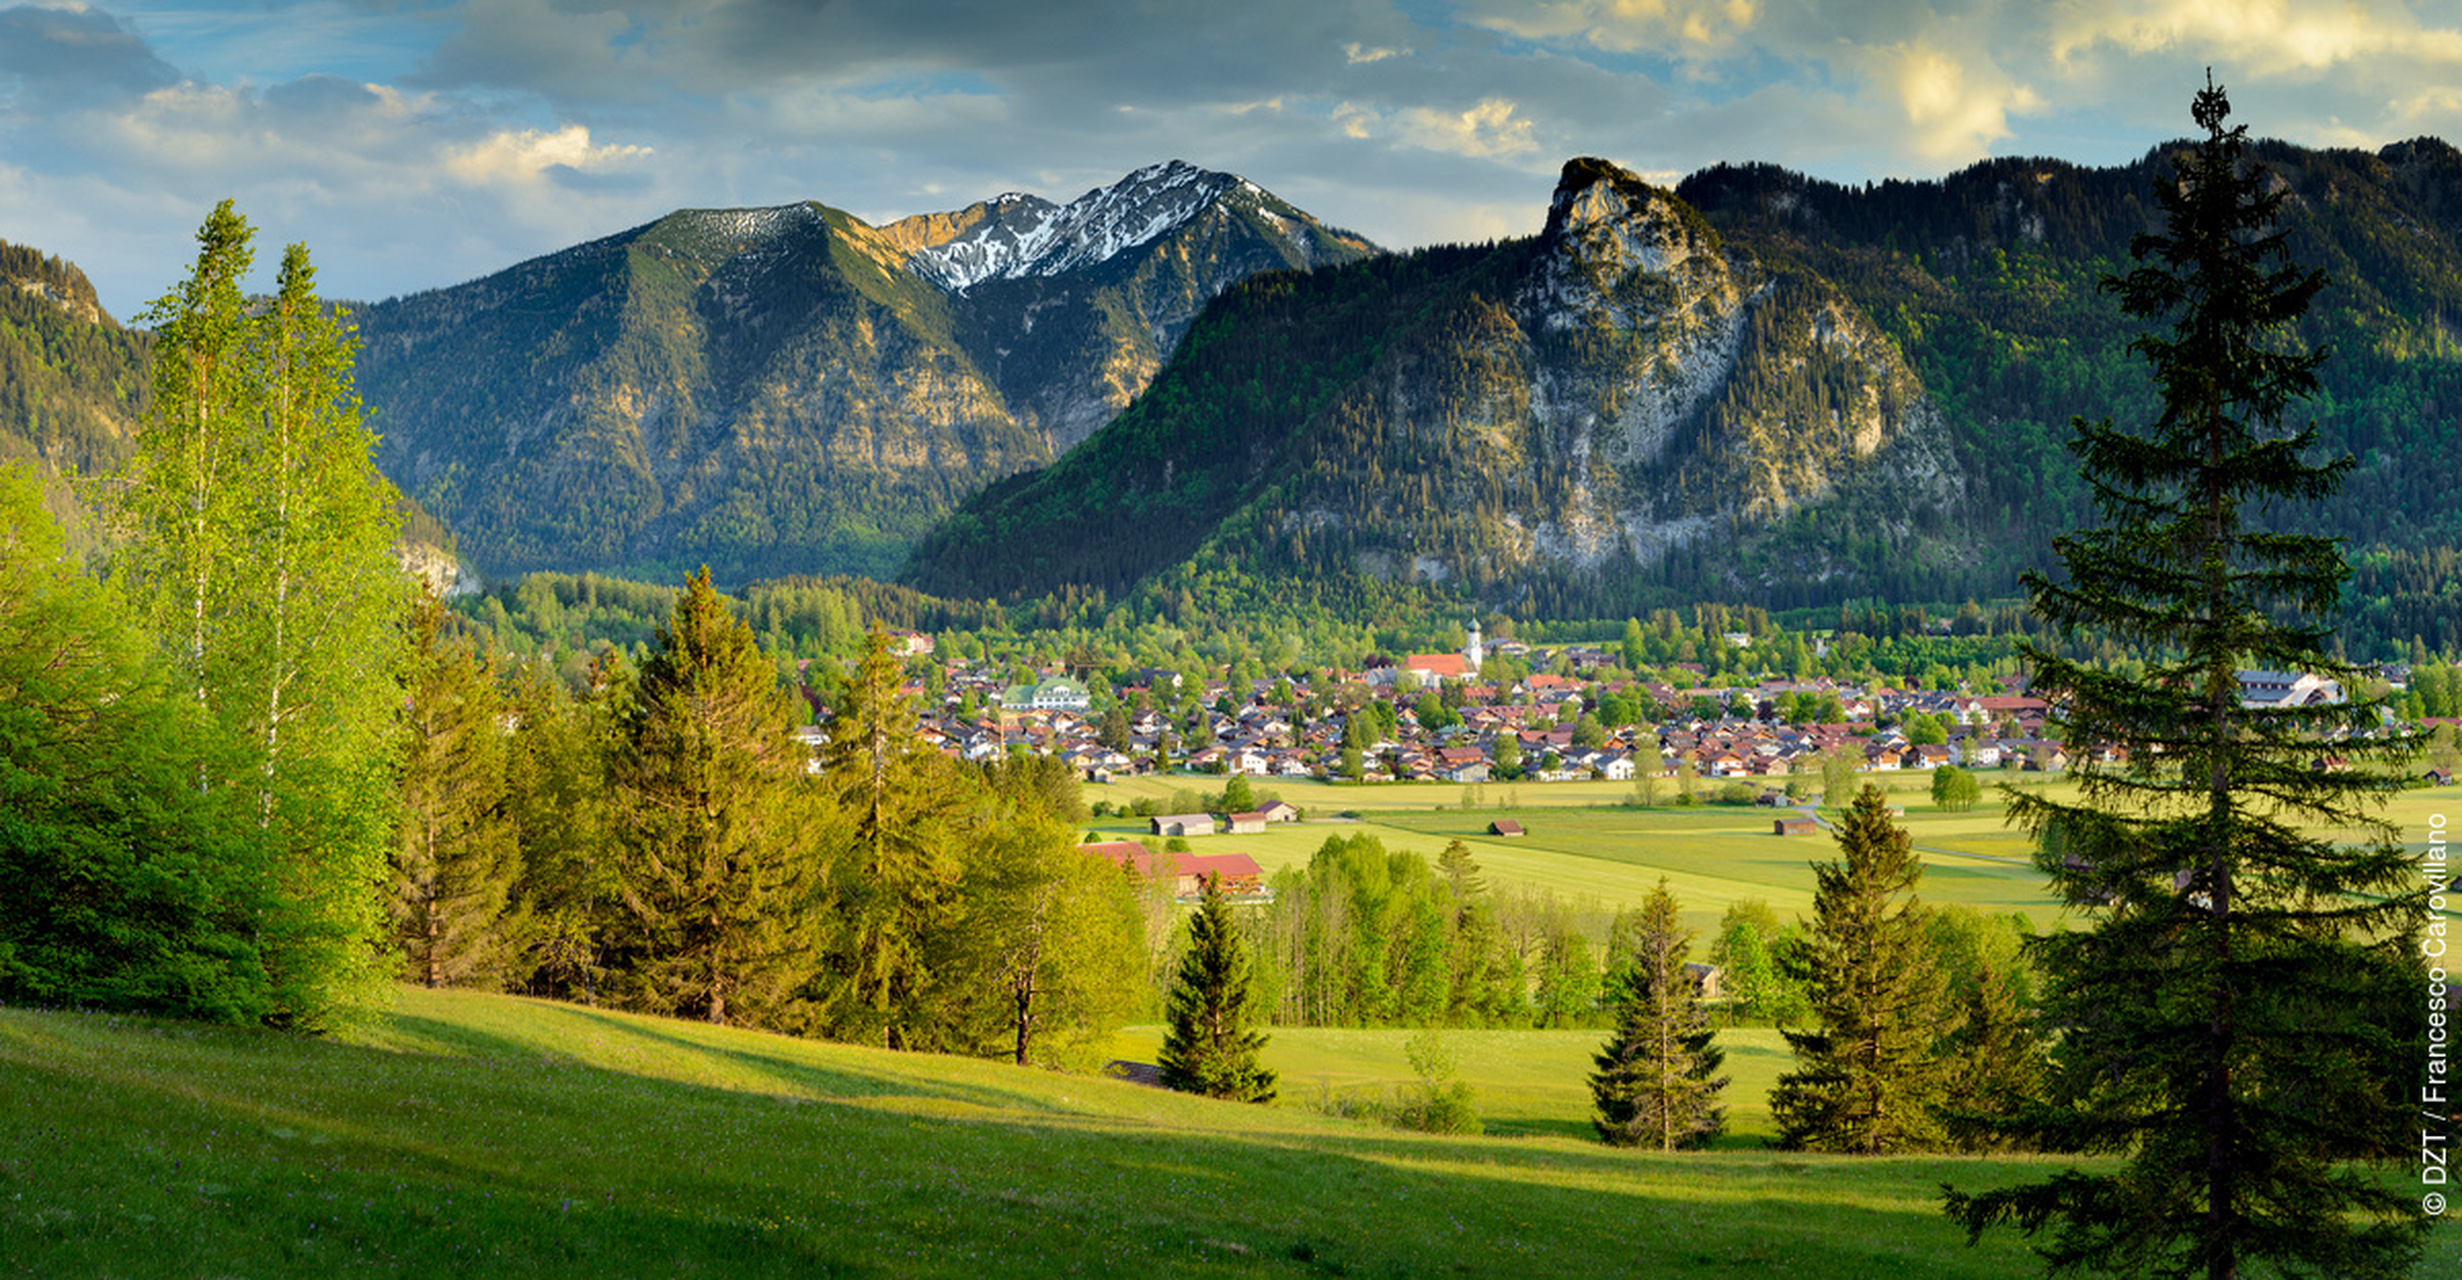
[1158,873,1276,1102]
[813,628,970,1048]
[605,568,818,1028]
[1591,880,1727,1149]
[1770,784,1951,1153]
[391,591,524,989]
[1937,962,2045,1154]
[1944,79,2429,1278]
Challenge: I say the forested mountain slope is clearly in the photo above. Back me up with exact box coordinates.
[906,143,2462,649]
[0,238,458,556]
[353,164,1374,584]
[0,240,148,476]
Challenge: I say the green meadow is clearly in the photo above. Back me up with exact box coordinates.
[0,988,2078,1278]
[1094,770,2462,930]
[1090,771,2091,931]
[7,989,2449,1277]
[9,775,2451,1276]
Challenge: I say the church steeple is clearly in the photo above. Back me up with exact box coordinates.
[1466,618,1485,672]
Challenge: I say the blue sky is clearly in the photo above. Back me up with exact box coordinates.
[7,1,2461,320]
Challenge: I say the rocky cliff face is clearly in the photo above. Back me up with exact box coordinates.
[908,157,1968,608]
[1298,157,1954,591]
[354,165,1373,581]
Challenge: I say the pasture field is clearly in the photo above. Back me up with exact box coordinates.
[0,987,2111,1278]
[1089,768,2462,931]
[1108,1023,1800,1148]
[1086,770,2086,929]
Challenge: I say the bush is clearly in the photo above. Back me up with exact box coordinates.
[1713,780,1759,805]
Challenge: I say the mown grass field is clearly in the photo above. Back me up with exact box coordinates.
[10,777,2448,1276]
[1090,770,2462,932]
[0,988,2099,1278]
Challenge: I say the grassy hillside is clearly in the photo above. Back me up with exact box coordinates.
[5,986,2092,1278]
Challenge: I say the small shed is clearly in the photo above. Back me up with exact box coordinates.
[1150,813,1215,838]
[1774,816,1819,836]
[1488,819,1526,838]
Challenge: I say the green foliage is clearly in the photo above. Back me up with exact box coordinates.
[106,206,407,1030]
[603,568,821,1028]
[1944,83,2432,1277]
[945,802,1145,1068]
[392,592,526,989]
[1393,1028,1484,1134]
[1929,764,1981,811]
[0,465,267,1021]
[1770,786,1951,1153]
[1158,874,1277,1103]
[1591,881,1727,1149]
[810,630,972,1048]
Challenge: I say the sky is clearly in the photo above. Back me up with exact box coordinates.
[7,1,2462,322]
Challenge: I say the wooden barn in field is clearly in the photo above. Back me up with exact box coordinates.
[1774,816,1819,836]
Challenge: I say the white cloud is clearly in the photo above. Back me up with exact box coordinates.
[444,124,652,186]
[1877,40,2042,164]
[1463,0,1763,55]
[1340,97,1544,159]
[2048,0,2462,75]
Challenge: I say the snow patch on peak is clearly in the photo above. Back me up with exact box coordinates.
[907,160,1245,292]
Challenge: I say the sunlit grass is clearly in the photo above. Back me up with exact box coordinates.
[0,987,2135,1278]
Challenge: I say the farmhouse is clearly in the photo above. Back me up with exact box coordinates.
[1080,841,1269,901]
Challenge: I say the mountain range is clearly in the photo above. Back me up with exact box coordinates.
[10,140,2462,649]
[906,143,2462,633]
[347,162,1377,583]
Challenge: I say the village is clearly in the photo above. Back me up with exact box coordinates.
[864,621,2081,801]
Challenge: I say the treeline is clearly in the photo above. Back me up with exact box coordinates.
[0,206,1153,1069]
[396,582,1145,1062]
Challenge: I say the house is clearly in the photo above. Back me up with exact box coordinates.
[1257,800,1302,823]
[1436,746,1491,783]
[1774,816,1819,836]
[1180,852,1267,898]
[1150,813,1215,838]
[1081,842,1269,900]
[1683,962,1723,1001]
[2237,669,2343,709]
[1001,676,1092,712]
[1488,819,1526,838]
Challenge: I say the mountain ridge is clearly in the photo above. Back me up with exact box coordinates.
[350,162,1377,583]
[903,143,2462,625]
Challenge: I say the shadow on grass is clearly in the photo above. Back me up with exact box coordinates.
[2,998,2075,1279]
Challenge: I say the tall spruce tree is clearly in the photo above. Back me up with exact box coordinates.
[1158,873,1277,1103]
[1944,79,2429,1278]
[1591,879,1727,1149]
[1770,784,1952,1153]
[606,568,818,1028]
[391,591,524,989]
[813,628,970,1048]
